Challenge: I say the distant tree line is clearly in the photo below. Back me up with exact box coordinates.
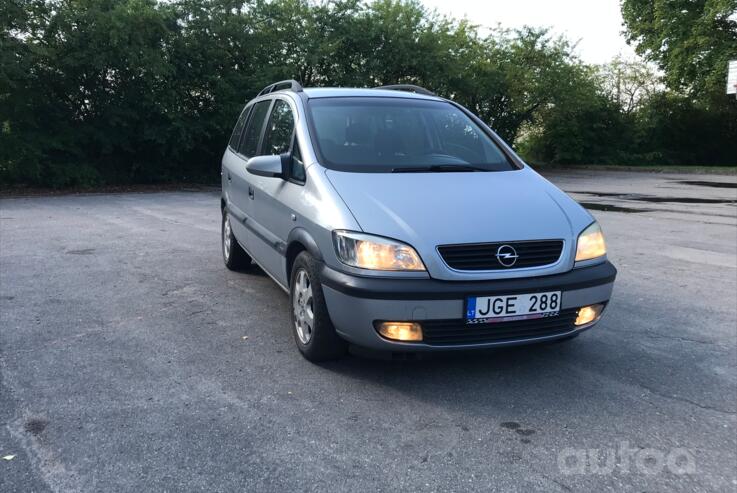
[1,0,735,188]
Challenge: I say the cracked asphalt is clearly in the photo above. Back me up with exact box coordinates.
[1,170,736,492]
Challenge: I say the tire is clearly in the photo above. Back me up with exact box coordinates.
[290,251,347,361]
[222,210,252,271]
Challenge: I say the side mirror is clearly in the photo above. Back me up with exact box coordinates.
[246,155,283,178]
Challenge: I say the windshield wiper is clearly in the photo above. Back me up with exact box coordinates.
[392,165,488,173]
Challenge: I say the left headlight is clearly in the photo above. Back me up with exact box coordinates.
[332,230,426,271]
[575,222,607,262]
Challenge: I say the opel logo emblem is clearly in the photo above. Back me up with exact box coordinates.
[495,245,519,267]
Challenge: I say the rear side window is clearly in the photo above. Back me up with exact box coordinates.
[239,100,271,157]
[228,106,251,149]
[262,100,295,155]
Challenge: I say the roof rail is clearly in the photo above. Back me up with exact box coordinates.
[375,84,436,97]
[257,79,304,97]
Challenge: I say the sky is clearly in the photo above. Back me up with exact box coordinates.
[419,0,637,64]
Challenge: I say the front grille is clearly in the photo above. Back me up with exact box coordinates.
[421,309,578,346]
[438,240,564,271]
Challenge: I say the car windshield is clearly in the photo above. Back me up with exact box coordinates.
[306,97,515,172]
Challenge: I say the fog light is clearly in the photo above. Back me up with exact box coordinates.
[375,322,423,342]
[575,304,604,326]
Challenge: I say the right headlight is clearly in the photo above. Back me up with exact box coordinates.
[332,230,426,271]
[575,222,607,261]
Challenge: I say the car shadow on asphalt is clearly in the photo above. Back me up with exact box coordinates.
[317,340,591,406]
[309,315,731,418]
[327,339,577,375]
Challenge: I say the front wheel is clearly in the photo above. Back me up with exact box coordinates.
[290,252,347,361]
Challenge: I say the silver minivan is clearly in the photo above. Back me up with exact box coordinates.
[221,81,616,361]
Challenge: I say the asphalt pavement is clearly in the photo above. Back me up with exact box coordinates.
[1,170,736,492]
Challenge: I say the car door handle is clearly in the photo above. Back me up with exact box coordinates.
[248,186,254,199]
[227,172,232,182]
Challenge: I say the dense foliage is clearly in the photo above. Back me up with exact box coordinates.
[1,0,735,188]
[615,0,737,166]
[622,0,736,99]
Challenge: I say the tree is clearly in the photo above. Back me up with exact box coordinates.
[2,0,734,188]
[599,57,662,114]
[621,0,737,100]
[517,63,631,165]
[621,0,737,166]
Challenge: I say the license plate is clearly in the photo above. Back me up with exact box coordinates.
[465,291,561,324]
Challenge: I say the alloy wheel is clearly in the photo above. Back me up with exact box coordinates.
[293,269,314,344]
[223,214,232,260]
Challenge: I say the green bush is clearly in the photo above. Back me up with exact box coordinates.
[1,0,735,189]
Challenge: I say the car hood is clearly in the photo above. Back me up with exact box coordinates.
[325,167,594,280]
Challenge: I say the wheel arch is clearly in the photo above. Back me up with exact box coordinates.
[286,228,323,284]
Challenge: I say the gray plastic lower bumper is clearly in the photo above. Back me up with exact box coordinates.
[321,262,616,351]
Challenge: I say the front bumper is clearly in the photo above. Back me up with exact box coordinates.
[321,261,616,351]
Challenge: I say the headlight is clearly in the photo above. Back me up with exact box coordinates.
[332,230,425,271]
[575,222,607,261]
